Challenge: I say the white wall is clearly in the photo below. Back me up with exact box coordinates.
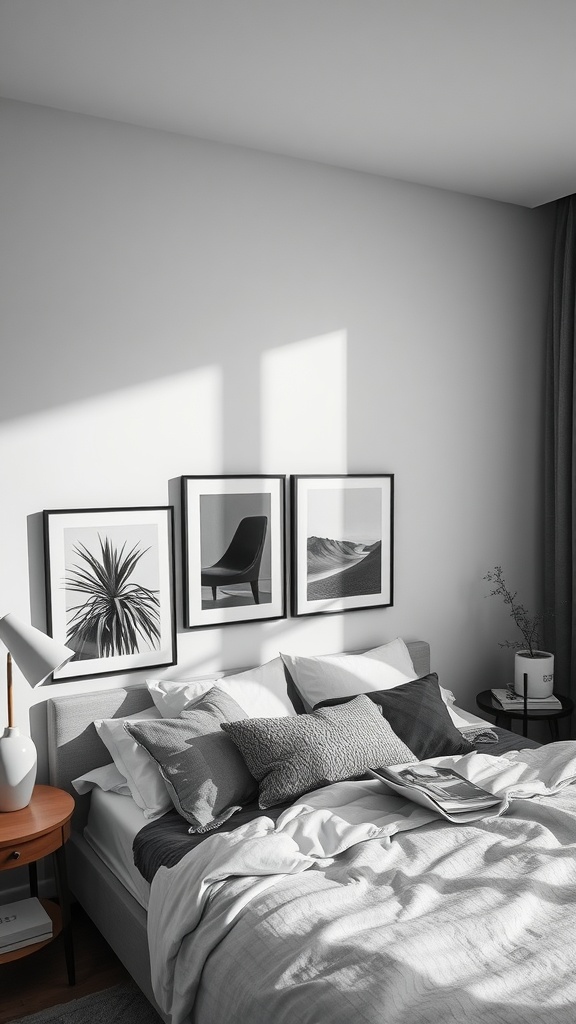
[0,99,554,779]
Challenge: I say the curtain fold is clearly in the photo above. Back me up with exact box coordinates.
[544,195,576,710]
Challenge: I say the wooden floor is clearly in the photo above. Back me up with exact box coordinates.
[0,903,130,1024]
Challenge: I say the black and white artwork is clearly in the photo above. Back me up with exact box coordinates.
[43,506,176,680]
[182,475,286,628]
[291,475,393,617]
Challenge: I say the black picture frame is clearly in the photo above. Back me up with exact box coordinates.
[291,474,394,617]
[43,505,177,681]
[181,475,286,629]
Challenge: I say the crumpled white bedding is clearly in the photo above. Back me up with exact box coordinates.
[148,742,576,1024]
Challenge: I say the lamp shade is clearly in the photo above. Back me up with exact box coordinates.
[0,613,75,686]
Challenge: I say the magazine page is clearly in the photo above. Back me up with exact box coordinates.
[369,763,506,822]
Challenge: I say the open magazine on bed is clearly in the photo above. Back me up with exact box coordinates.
[369,762,507,822]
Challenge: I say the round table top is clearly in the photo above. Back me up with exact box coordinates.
[476,689,574,721]
[0,784,75,845]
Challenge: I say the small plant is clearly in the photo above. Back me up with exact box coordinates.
[64,535,161,659]
[483,566,543,657]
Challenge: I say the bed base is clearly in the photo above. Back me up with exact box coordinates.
[67,831,168,1020]
[46,641,431,1019]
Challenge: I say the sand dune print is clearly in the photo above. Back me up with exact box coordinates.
[307,536,382,600]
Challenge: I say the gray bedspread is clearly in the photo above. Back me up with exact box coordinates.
[149,740,575,1024]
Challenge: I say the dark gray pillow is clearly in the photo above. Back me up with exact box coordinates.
[221,694,415,809]
[315,673,474,759]
[125,687,257,833]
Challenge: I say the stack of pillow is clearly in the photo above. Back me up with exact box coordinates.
[76,638,474,836]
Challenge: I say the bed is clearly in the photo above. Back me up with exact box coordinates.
[46,638,576,1024]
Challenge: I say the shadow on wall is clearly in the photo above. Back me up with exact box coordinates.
[18,330,356,715]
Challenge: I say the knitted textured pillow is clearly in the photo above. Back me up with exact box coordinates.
[222,694,414,808]
[315,673,474,760]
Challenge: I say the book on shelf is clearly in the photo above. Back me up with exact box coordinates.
[369,762,505,822]
[0,897,52,953]
[0,930,53,954]
[490,688,561,709]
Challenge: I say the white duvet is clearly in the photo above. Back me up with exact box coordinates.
[148,743,576,1024]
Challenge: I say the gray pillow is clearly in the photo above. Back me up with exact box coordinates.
[125,687,257,833]
[222,693,415,809]
[315,673,474,759]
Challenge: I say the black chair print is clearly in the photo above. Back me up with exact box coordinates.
[201,515,268,604]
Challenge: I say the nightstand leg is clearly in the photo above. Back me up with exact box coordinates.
[28,861,38,897]
[549,719,560,742]
[53,845,75,985]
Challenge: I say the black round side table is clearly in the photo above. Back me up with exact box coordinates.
[475,689,574,741]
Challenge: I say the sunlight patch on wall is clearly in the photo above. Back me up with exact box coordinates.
[0,365,223,509]
[259,329,349,659]
[260,330,348,473]
[0,364,223,690]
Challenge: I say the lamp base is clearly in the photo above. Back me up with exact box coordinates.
[0,727,37,811]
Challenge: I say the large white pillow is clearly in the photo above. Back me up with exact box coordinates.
[147,657,295,720]
[72,762,132,797]
[281,637,453,712]
[94,707,172,819]
[147,676,214,716]
[446,704,485,730]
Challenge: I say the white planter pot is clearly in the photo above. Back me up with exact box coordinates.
[514,651,554,698]
[0,727,37,812]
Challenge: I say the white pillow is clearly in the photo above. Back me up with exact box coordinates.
[71,762,132,797]
[146,676,216,716]
[446,704,484,730]
[94,707,172,819]
[281,637,453,711]
[147,657,295,720]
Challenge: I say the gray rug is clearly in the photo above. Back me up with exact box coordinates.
[10,981,164,1024]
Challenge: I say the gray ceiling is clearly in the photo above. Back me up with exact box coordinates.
[2,0,576,208]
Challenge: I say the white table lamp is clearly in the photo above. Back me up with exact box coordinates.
[0,613,75,811]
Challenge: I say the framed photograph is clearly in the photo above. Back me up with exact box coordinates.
[182,475,286,628]
[43,506,176,681]
[291,474,394,617]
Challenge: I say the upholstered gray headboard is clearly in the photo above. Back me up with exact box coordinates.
[47,685,154,797]
[47,640,430,823]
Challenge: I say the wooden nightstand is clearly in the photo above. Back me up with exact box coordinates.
[476,689,574,741]
[0,785,75,983]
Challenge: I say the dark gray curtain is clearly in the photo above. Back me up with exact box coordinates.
[544,195,576,714]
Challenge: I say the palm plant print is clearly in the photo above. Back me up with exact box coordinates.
[64,534,161,659]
